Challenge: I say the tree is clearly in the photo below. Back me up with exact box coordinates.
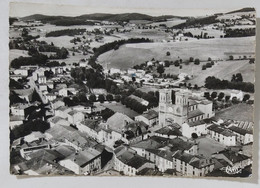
[202,65,207,70]
[98,95,105,103]
[236,73,243,82]
[194,84,198,90]
[89,94,96,102]
[189,57,194,62]
[225,95,230,102]
[218,92,225,101]
[194,58,200,65]
[106,94,113,101]
[157,65,165,77]
[243,94,250,102]
[208,57,212,61]
[229,55,234,60]
[211,92,217,99]
[166,51,171,56]
[232,97,239,104]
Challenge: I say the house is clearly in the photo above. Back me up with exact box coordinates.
[154,125,182,139]
[38,76,46,84]
[50,98,65,110]
[123,121,149,144]
[14,68,28,76]
[71,105,92,114]
[10,103,29,117]
[68,110,85,125]
[113,146,155,176]
[20,140,51,159]
[58,88,68,97]
[54,106,72,119]
[23,131,45,143]
[44,124,77,141]
[59,148,102,175]
[64,131,97,151]
[37,83,48,92]
[207,124,236,146]
[109,68,121,75]
[9,115,24,129]
[135,110,158,127]
[12,88,34,102]
[230,90,244,101]
[172,151,215,176]
[212,149,252,170]
[181,120,207,138]
[228,126,253,145]
[106,112,134,133]
[45,93,57,102]
[48,116,70,127]
[77,119,101,141]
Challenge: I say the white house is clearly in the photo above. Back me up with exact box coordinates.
[135,110,158,127]
[10,103,29,117]
[59,148,102,175]
[228,126,253,145]
[207,124,236,146]
[14,68,28,76]
[68,110,85,125]
[181,120,207,138]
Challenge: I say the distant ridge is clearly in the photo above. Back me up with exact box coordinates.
[226,7,255,14]
[20,13,186,22]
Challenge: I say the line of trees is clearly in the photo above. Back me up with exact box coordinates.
[224,28,255,38]
[46,29,86,37]
[205,76,254,93]
[132,90,159,108]
[121,96,147,114]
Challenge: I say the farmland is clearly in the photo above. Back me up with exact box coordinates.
[98,36,255,70]
[165,59,254,86]
[215,103,254,122]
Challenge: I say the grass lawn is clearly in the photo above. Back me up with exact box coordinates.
[196,137,226,158]
[215,103,254,122]
[101,102,139,119]
[9,49,30,63]
[98,37,255,70]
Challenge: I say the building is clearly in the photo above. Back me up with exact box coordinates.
[158,89,214,127]
[68,110,85,125]
[54,106,72,119]
[59,148,102,175]
[172,151,215,176]
[14,68,29,76]
[181,120,207,139]
[135,110,158,127]
[77,119,101,141]
[106,112,134,133]
[212,149,252,170]
[38,76,47,84]
[228,126,253,145]
[10,103,29,117]
[207,124,236,146]
[113,146,155,176]
[154,125,182,139]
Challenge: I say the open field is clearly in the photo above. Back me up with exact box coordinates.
[37,36,75,48]
[184,27,224,38]
[148,18,186,27]
[98,37,255,70]
[215,103,254,122]
[164,59,254,86]
[101,102,139,119]
[196,137,226,158]
[9,49,30,62]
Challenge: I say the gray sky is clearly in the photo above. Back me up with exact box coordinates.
[10,2,238,18]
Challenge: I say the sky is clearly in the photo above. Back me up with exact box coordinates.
[9,2,239,18]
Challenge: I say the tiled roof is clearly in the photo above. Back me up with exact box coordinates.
[186,120,206,127]
[187,109,204,119]
[229,126,253,135]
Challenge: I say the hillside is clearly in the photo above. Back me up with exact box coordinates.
[226,7,255,14]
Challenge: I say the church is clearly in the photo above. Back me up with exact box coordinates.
[158,89,215,127]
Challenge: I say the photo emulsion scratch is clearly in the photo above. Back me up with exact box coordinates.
[9,2,255,178]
